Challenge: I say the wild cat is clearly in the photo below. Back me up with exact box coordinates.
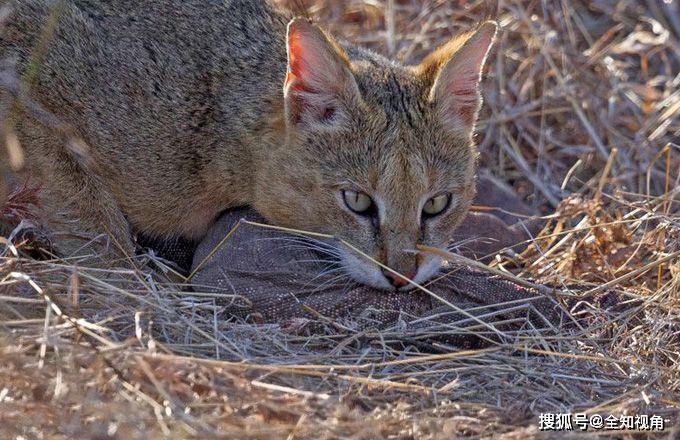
[1,0,496,290]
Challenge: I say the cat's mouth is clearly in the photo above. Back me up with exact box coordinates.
[339,250,444,292]
[296,236,444,291]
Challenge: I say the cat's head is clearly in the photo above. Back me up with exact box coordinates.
[254,18,496,290]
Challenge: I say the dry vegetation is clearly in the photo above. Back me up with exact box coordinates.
[1,0,679,438]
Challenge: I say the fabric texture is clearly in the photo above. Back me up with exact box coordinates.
[189,208,567,348]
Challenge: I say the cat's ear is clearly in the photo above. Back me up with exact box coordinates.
[284,18,360,130]
[417,21,497,133]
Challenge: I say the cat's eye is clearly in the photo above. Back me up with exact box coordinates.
[342,190,374,214]
[423,194,451,217]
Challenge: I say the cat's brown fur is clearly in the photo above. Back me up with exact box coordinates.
[1,0,496,289]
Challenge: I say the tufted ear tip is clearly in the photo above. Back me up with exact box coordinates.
[472,21,498,58]
[284,17,358,129]
[286,17,317,40]
[425,22,498,132]
[478,21,498,39]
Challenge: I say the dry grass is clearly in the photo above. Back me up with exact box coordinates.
[1,0,679,438]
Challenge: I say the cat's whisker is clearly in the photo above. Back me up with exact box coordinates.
[446,236,486,251]
[252,240,343,261]
[295,258,341,264]
[311,273,353,292]
[308,266,348,284]
[275,243,339,255]
[252,236,343,258]
[289,259,344,277]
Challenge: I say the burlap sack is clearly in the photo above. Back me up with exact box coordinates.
[189,210,566,347]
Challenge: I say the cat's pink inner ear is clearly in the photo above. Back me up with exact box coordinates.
[431,22,497,131]
[286,21,324,90]
[284,18,353,126]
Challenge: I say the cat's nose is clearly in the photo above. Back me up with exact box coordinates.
[382,269,416,289]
